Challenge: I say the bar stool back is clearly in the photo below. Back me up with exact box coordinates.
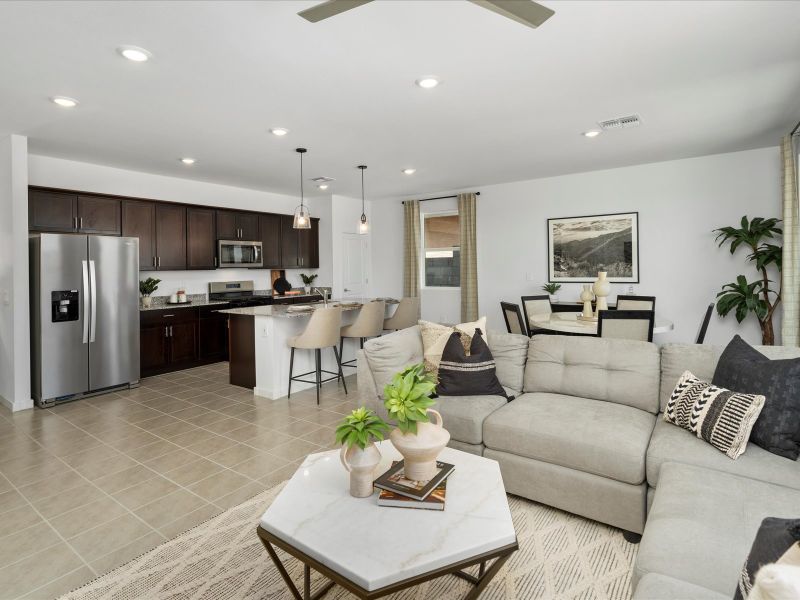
[383,297,420,331]
[288,306,346,404]
[339,300,386,368]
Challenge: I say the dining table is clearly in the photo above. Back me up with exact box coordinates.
[528,312,674,336]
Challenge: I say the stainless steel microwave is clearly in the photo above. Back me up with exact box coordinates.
[218,240,263,268]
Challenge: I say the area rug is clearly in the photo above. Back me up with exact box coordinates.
[59,483,637,600]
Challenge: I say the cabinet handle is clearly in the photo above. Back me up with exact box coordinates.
[152,256,156,267]
[73,217,78,229]
[79,217,83,229]
[169,325,173,337]
[157,256,161,267]
[163,314,175,317]
[164,326,168,338]
[214,256,217,267]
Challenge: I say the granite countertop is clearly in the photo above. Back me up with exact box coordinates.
[217,298,398,318]
[140,294,229,311]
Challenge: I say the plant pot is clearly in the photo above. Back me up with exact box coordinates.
[389,409,450,482]
[304,286,311,294]
[340,442,382,498]
[549,294,560,304]
[141,295,152,308]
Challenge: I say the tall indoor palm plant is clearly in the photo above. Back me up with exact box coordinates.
[714,216,782,345]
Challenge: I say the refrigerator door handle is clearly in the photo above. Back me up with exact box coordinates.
[82,260,90,344]
[89,260,98,343]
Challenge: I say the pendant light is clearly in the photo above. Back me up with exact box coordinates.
[293,148,311,229]
[358,164,368,234]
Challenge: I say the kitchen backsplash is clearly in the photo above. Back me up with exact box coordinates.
[140,269,323,296]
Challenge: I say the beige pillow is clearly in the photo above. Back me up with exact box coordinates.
[418,317,487,378]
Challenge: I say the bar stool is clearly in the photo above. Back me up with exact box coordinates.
[383,297,420,331]
[339,300,386,369]
[288,306,347,404]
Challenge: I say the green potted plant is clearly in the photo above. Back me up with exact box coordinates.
[542,282,562,303]
[383,363,449,482]
[714,216,782,345]
[300,273,318,294]
[335,407,390,497]
[138,277,161,308]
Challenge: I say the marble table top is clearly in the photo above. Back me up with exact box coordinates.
[259,441,516,591]
[529,311,674,335]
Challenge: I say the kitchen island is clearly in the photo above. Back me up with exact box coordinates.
[218,300,397,399]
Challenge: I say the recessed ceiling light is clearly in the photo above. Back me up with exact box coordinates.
[402,168,416,175]
[117,45,152,62]
[415,77,440,89]
[583,130,601,138]
[51,96,78,108]
[317,184,329,190]
[180,157,196,165]
[270,128,289,136]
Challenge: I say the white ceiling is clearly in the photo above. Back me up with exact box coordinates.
[1,0,799,200]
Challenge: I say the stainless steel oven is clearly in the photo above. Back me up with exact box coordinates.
[218,240,263,268]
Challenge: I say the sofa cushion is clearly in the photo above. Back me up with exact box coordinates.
[433,394,507,445]
[486,330,529,394]
[632,573,730,600]
[659,343,800,413]
[483,392,656,485]
[419,317,486,376]
[646,418,800,490]
[363,326,424,399]
[635,462,800,596]
[524,335,661,413]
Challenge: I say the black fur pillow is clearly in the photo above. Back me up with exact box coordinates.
[437,329,508,398]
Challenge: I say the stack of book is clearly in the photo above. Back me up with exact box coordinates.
[373,460,455,511]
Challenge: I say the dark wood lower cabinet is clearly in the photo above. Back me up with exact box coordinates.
[228,314,255,389]
[140,305,231,377]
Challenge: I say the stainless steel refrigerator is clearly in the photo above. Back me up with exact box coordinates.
[30,233,140,407]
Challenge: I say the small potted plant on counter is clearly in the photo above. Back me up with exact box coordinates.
[300,273,318,294]
[139,277,161,308]
[542,282,562,303]
[336,407,390,497]
[384,363,449,482]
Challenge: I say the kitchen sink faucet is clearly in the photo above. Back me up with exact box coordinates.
[313,287,330,307]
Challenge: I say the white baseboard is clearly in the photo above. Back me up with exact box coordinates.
[0,393,34,412]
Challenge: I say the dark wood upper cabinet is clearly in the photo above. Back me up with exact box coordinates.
[187,207,217,269]
[216,209,260,241]
[238,212,260,241]
[260,213,282,268]
[29,190,78,232]
[216,210,238,240]
[280,215,300,268]
[155,204,187,270]
[299,218,320,269]
[77,195,120,235]
[121,200,157,270]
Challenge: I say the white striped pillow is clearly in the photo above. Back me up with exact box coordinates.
[664,370,765,460]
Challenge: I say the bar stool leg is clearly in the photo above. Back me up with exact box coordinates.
[288,347,295,399]
[314,349,321,405]
[333,346,348,395]
[338,337,344,382]
[360,337,364,349]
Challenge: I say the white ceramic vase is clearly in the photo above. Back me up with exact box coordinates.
[304,286,311,294]
[549,294,560,304]
[340,442,382,498]
[141,295,152,308]
[389,409,450,482]
[580,284,594,318]
[593,271,611,315]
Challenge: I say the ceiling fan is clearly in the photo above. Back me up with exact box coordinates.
[298,0,555,29]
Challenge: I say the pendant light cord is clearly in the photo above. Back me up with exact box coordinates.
[300,152,304,209]
[361,167,365,217]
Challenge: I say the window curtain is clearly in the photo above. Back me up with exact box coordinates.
[402,200,420,301]
[458,193,479,322]
[781,132,800,346]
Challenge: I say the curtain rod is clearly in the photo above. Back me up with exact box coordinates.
[403,192,480,204]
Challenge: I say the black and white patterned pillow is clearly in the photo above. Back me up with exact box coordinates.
[437,329,509,398]
[664,370,765,459]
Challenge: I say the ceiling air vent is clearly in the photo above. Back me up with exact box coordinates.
[598,114,642,131]
[311,176,335,183]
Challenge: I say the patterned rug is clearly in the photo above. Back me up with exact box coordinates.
[59,483,637,600]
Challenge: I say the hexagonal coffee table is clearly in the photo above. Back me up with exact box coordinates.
[257,441,517,599]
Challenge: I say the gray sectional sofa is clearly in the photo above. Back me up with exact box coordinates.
[357,327,800,599]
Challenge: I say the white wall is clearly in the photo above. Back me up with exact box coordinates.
[370,198,404,300]
[0,135,32,411]
[27,155,333,295]
[330,194,373,298]
[370,147,783,346]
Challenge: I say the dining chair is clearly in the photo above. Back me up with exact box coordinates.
[597,309,655,342]
[501,302,528,336]
[616,295,656,311]
[695,303,714,344]
[521,295,552,336]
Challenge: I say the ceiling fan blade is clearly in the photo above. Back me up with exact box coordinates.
[298,0,374,23]
[469,0,555,29]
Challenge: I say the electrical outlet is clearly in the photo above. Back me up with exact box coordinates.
[525,272,534,281]
[262,325,269,338]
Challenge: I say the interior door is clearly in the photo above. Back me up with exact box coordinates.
[88,235,140,390]
[341,233,369,299]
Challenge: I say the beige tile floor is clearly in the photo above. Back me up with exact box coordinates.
[0,363,357,599]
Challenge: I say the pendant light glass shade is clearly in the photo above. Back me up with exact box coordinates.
[358,165,368,234]
[293,148,311,229]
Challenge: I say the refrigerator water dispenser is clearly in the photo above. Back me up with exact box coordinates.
[51,290,79,322]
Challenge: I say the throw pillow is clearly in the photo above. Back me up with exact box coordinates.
[748,563,800,600]
[418,317,487,378]
[712,335,800,460]
[437,329,508,398]
[734,518,800,600]
[664,370,765,459]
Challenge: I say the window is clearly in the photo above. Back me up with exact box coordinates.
[422,212,460,287]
